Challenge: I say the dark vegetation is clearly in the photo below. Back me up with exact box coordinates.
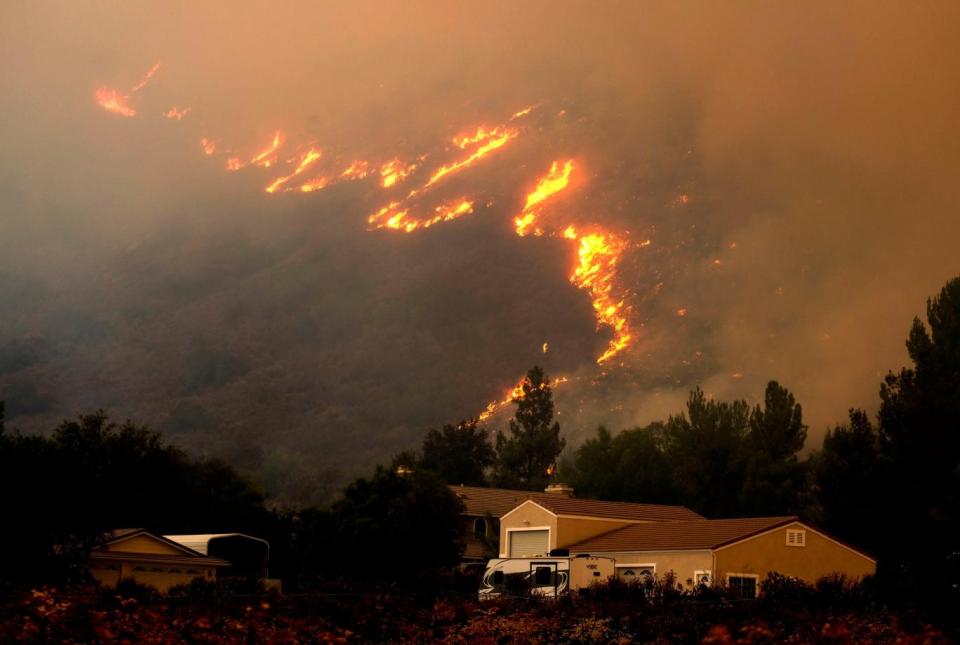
[1,276,959,640]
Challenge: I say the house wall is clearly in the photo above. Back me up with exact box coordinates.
[499,502,557,555]
[91,558,217,592]
[555,517,636,548]
[580,550,713,586]
[714,522,875,585]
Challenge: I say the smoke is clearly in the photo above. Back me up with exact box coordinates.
[1,2,958,500]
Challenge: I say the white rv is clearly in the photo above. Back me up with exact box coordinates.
[479,554,615,599]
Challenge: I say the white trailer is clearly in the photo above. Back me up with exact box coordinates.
[479,555,615,599]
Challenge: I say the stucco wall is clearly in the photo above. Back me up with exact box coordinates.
[583,550,713,586]
[714,522,875,585]
[499,502,557,555]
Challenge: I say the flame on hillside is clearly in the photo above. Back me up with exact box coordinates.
[478,375,569,422]
[95,63,161,117]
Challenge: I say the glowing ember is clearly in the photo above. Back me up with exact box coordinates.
[542,342,549,353]
[265,147,322,193]
[200,138,217,155]
[676,308,687,317]
[299,176,330,193]
[163,106,191,120]
[129,63,161,93]
[511,106,535,119]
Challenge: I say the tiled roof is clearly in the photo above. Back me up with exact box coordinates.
[449,485,704,522]
[567,516,797,552]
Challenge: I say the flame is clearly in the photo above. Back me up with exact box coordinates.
[95,63,161,117]
[511,106,535,120]
[129,63,161,93]
[425,128,517,188]
[265,147,322,193]
[299,175,330,193]
[452,125,508,149]
[478,375,569,422]
[368,198,474,232]
[514,160,574,237]
[225,131,286,172]
[163,106,191,120]
[94,88,137,117]
[379,158,417,188]
[542,342,549,353]
[513,161,633,364]
[341,160,370,179]
[200,138,217,155]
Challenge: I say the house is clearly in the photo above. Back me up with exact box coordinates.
[499,500,876,596]
[498,495,704,558]
[88,529,229,592]
[88,529,273,592]
[451,484,702,562]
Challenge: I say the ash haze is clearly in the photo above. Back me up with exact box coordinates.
[1,1,958,503]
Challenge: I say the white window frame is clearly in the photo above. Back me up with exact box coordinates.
[502,526,551,558]
[726,573,760,598]
[785,528,806,547]
[615,563,656,579]
[693,570,712,586]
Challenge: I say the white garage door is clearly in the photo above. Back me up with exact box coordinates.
[509,529,549,557]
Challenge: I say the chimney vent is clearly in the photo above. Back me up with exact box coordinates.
[544,483,574,497]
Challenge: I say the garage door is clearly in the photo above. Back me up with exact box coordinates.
[509,529,549,557]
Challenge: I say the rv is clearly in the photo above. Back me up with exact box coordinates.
[479,554,614,599]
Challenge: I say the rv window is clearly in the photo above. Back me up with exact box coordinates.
[492,570,504,585]
[534,566,553,586]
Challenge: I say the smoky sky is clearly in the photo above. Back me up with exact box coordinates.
[1,2,959,500]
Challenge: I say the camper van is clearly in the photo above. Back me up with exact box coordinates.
[479,554,614,599]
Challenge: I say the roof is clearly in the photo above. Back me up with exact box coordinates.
[95,528,230,565]
[566,516,797,552]
[164,533,269,556]
[450,485,704,522]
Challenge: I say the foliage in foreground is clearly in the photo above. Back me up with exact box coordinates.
[0,582,950,645]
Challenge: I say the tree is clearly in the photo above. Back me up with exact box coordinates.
[749,381,807,462]
[493,366,565,490]
[330,466,464,579]
[419,418,495,486]
[877,276,960,561]
[811,409,882,552]
[562,424,677,504]
[664,388,752,518]
[739,381,809,515]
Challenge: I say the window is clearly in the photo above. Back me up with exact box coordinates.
[694,570,712,587]
[473,518,487,538]
[617,564,655,581]
[786,529,806,547]
[728,574,759,599]
[534,566,553,586]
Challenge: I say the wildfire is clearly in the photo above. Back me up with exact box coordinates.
[225,131,286,172]
[265,147,322,193]
[511,106,535,120]
[513,161,633,364]
[299,176,330,193]
[163,106,191,120]
[341,160,370,179]
[514,160,575,237]
[368,198,474,232]
[425,127,517,188]
[478,375,569,422]
[94,63,161,117]
[379,158,416,188]
[200,138,217,155]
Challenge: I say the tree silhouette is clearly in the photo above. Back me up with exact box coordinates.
[419,418,494,486]
[493,366,565,491]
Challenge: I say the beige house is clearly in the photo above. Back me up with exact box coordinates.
[88,529,228,592]
[498,496,704,559]
[451,484,702,562]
